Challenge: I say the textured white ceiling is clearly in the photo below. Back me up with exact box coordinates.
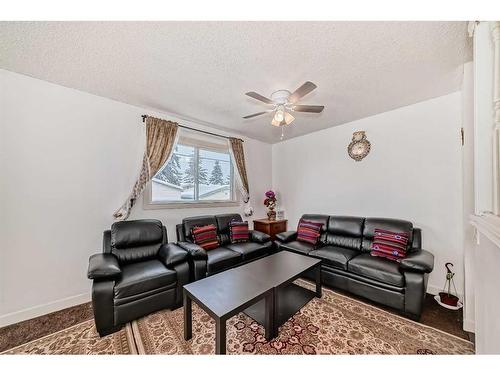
[0,21,471,143]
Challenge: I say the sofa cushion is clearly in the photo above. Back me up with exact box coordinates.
[278,240,316,255]
[325,216,364,250]
[297,219,323,245]
[347,253,405,287]
[370,228,410,261]
[216,213,243,245]
[206,247,242,274]
[229,220,249,243]
[300,214,329,244]
[114,259,176,299]
[192,224,220,250]
[362,218,413,253]
[226,241,271,261]
[309,246,360,271]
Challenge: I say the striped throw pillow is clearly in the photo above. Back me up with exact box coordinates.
[370,228,409,261]
[229,220,249,243]
[192,224,220,250]
[297,219,323,245]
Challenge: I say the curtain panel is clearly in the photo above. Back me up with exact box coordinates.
[113,117,179,220]
[228,137,250,203]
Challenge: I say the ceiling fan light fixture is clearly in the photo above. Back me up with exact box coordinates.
[273,105,285,123]
[284,111,295,125]
[271,117,283,127]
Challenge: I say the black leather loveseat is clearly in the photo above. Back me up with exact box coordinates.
[275,215,434,320]
[176,213,272,280]
[87,219,190,336]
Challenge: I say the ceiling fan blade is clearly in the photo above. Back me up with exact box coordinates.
[242,110,272,119]
[292,105,324,113]
[245,92,274,104]
[289,81,317,103]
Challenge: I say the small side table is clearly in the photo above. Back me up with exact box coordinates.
[253,219,287,241]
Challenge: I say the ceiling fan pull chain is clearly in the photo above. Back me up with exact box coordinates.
[280,126,285,140]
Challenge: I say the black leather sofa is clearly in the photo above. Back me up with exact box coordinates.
[275,215,434,320]
[87,219,189,336]
[176,213,272,280]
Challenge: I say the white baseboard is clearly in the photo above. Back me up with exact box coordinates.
[0,293,91,328]
[426,284,441,296]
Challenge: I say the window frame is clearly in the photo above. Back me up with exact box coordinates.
[143,136,239,209]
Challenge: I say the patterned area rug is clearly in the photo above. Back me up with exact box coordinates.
[132,281,474,355]
[1,281,474,355]
[2,320,136,354]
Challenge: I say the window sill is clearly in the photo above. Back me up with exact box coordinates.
[143,200,240,210]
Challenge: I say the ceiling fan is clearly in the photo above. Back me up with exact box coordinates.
[243,81,324,127]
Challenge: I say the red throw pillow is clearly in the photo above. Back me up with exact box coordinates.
[370,228,409,261]
[229,220,249,243]
[192,224,220,250]
[297,219,323,245]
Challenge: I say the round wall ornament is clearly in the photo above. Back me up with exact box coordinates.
[347,131,371,161]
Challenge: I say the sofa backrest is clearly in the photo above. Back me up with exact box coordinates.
[326,216,365,250]
[216,213,243,245]
[297,214,420,253]
[110,219,166,264]
[300,214,329,244]
[361,217,414,253]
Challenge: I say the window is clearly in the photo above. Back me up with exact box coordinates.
[144,136,236,208]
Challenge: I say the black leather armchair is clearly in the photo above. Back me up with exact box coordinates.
[176,213,272,280]
[87,219,189,336]
[275,215,434,321]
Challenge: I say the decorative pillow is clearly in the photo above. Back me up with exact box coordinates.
[229,220,249,243]
[297,219,323,245]
[191,224,220,250]
[370,228,409,261]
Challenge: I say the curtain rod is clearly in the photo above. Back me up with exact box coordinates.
[141,115,244,143]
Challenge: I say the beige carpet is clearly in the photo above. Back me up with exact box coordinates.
[132,280,474,355]
[1,281,474,355]
[2,320,136,354]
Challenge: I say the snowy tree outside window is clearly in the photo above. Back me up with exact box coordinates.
[150,142,234,203]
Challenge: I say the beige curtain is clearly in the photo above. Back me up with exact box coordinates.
[113,117,179,220]
[228,137,250,203]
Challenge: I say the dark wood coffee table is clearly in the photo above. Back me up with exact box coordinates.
[183,251,321,354]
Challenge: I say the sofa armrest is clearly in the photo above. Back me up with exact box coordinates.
[249,230,271,243]
[400,249,434,274]
[177,241,208,260]
[87,253,121,280]
[275,231,297,243]
[158,243,188,268]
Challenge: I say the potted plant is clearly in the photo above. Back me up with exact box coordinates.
[264,190,277,221]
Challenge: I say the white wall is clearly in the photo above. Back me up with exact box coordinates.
[272,92,464,296]
[0,69,272,326]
